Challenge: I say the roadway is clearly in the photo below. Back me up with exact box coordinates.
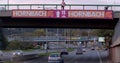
[0,43,109,63]
[21,49,109,63]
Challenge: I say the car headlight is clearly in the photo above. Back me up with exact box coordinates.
[17,53,21,55]
[13,53,16,55]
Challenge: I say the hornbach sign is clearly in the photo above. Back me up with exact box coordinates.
[12,10,113,19]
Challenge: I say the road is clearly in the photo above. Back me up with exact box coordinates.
[63,49,108,63]
[0,43,68,61]
[0,49,59,61]
[0,43,109,63]
[21,49,109,63]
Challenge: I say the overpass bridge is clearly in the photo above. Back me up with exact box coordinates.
[0,4,120,29]
[0,4,120,63]
[6,36,90,42]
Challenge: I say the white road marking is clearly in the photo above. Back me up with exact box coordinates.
[96,51,103,63]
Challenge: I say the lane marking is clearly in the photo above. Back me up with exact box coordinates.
[96,51,103,63]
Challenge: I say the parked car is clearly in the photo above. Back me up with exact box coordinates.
[0,51,3,56]
[60,50,68,55]
[12,50,23,56]
[48,53,64,63]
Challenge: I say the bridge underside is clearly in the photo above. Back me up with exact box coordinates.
[0,17,119,29]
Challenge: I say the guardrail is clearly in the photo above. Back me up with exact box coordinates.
[7,36,90,42]
[12,54,39,61]
[0,4,120,11]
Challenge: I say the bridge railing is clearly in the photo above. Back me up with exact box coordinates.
[0,4,120,11]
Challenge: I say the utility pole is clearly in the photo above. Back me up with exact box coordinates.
[45,28,48,53]
[57,28,59,49]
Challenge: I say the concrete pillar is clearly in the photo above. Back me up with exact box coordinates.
[112,18,120,63]
[115,46,120,63]
[0,18,3,50]
[112,19,120,42]
[111,46,120,63]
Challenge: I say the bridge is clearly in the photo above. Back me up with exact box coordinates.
[6,36,90,42]
[0,4,120,29]
[0,4,120,63]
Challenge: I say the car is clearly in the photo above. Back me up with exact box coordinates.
[76,48,83,55]
[82,48,86,52]
[60,50,68,55]
[91,47,95,50]
[0,51,3,56]
[48,53,64,63]
[12,50,23,56]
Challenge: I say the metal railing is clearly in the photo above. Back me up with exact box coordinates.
[0,4,120,11]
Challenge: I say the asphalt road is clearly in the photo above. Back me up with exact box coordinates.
[0,43,109,63]
[0,49,59,61]
[21,49,109,63]
[0,43,67,61]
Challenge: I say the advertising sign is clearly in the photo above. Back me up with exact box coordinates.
[68,10,112,19]
[12,10,113,19]
[12,10,55,18]
[98,37,105,42]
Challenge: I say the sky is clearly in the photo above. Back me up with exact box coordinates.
[0,0,118,4]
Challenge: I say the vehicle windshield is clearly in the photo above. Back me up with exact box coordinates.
[15,50,22,52]
[50,54,59,57]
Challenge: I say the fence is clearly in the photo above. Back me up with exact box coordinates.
[0,4,120,11]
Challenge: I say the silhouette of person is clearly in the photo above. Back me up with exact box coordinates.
[61,0,66,10]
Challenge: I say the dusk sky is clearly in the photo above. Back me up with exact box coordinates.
[0,0,118,4]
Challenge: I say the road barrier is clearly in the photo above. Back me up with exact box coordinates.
[11,54,39,61]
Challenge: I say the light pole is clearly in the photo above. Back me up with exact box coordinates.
[45,28,48,53]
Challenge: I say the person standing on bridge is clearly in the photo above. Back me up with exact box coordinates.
[61,0,66,10]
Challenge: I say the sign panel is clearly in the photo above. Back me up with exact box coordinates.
[12,10,55,18]
[68,10,104,18]
[12,10,113,19]
[98,37,105,42]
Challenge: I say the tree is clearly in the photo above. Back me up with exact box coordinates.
[0,35,8,50]
[70,29,80,36]
[6,40,21,50]
[34,29,46,36]
[0,28,8,50]
[95,29,114,37]
[7,40,34,50]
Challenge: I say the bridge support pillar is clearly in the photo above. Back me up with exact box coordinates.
[0,19,4,50]
[111,18,120,63]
